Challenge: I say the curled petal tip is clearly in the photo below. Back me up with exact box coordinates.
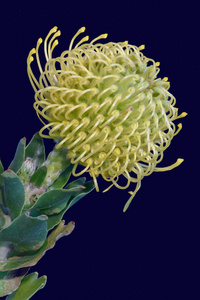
[177,112,188,119]
[177,158,184,164]
[163,77,168,81]
[139,44,145,50]
[80,26,86,33]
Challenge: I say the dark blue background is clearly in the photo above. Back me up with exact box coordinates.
[0,0,197,299]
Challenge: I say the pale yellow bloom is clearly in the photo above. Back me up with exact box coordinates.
[27,27,187,211]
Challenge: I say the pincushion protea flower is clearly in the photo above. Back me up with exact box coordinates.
[27,27,187,211]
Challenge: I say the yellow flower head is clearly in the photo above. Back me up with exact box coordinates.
[27,27,187,211]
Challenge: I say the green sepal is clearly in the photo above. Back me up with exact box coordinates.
[6,272,47,300]
[48,163,73,190]
[25,133,45,167]
[0,267,29,297]
[2,170,25,221]
[47,180,94,230]
[30,187,82,217]
[0,221,74,271]
[0,212,48,252]
[30,166,47,187]
[8,138,26,174]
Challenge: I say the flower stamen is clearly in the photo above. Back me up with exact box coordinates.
[28,27,187,211]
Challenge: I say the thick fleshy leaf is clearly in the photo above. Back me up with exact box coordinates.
[65,177,86,189]
[0,241,13,263]
[25,133,45,167]
[0,212,48,252]
[0,221,74,271]
[0,209,11,230]
[46,220,75,247]
[67,180,94,209]
[0,161,4,197]
[30,166,47,187]
[0,161,4,175]
[0,268,29,297]
[8,138,26,174]
[41,149,70,189]
[30,188,82,217]
[0,208,11,230]
[2,170,25,221]
[6,272,47,300]
[47,180,94,230]
[0,240,48,271]
[0,170,5,228]
[48,163,73,190]
[0,210,6,229]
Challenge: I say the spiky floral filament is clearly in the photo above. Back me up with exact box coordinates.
[27,27,187,211]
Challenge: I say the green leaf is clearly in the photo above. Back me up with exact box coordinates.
[67,180,94,209]
[8,138,26,173]
[0,161,4,194]
[2,170,25,221]
[48,163,73,190]
[0,161,4,175]
[65,177,86,189]
[46,220,75,247]
[0,268,29,297]
[47,180,94,231]
[0,214,6,228]
[30,188,81,217]
[25,133,45,167]
[0,161,4,196]
[41,149,70,188]
[0,212,48,252]
[30,166,47,187]
[0,209,7,229]
[0,221,74,272]
[6,272,47,300]
[0,240,48,272]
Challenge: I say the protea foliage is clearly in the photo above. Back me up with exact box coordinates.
[0,133,94,298]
